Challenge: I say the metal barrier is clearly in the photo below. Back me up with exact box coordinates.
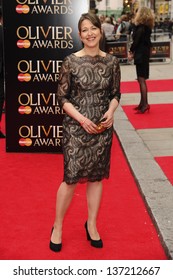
[105,32,172,64]
[150,32,172,63]
[105,35,129,64]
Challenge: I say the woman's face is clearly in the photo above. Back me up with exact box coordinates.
[79,19,102,48]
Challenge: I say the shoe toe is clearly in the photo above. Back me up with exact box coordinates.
[0,131,6,138]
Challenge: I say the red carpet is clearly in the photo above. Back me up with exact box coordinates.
[155,156,173,186]
[0,116,167,260]
[121,79,173,93]
[122,104,173,129]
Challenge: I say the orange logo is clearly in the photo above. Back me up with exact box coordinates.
[17,40,31,48]
[18,106,32,114]
[19,138,32,146]
[16,5,30,14]
[18,73,31,82]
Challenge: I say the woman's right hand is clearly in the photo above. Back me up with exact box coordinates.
[80,118,100,134]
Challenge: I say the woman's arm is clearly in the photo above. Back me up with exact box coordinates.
[62,102,86,125]
[130,25,144,53]
[101,57,121,128]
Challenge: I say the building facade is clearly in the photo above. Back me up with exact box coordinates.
[141,0,173,19]
[94,0,124,17]
[92,0,173,19]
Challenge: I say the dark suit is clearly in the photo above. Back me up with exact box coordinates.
[0,23,5,123]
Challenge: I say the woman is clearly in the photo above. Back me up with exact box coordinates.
[128,7,155,114]
[50,13,121,252]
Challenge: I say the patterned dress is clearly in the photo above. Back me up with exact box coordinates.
[57,53,121,184]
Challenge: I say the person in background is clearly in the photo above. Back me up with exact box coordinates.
[49,12,121,252]
[128,7,155,114]
[168,19,173,39]
[110,14,116,26]
[114,17,121,34]
[98,14,105,24]
[128,13,137,39]
[0,7,5,138]
[101,16,115,40]
[116,14,130,41]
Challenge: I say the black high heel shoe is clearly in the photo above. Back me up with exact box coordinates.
[49,227,62,252]
[133,105,142,111]
[84,222,103,248]
[136,105,150,114]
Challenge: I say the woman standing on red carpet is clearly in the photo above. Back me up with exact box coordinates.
[49,13,121,252]
[128,7,155,114]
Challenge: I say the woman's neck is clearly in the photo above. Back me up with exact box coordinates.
[83,47,101,57]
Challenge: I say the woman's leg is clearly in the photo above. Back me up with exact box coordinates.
[138,76,148,108]
[51,182,76,244]
[86,181,103,240]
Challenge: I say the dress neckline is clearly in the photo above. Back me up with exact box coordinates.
[72,53,107,59]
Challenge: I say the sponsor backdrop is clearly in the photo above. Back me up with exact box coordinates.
[3,0,88,152]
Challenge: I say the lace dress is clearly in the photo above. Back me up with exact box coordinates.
[57,53,121,184]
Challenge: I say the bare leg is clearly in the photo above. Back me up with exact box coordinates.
[86,181,103,240]
[51,182,76,244]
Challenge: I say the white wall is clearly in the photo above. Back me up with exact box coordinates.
[95,0,173,19]
[96,0,123,11]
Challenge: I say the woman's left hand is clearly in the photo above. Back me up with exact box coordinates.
[81,117,100,134]
[99,114,114,129]
[128,51,134,61]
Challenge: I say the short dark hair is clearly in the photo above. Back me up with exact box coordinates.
[78,13,101,33]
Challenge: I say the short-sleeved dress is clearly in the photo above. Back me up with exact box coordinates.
[57,53,121,184]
